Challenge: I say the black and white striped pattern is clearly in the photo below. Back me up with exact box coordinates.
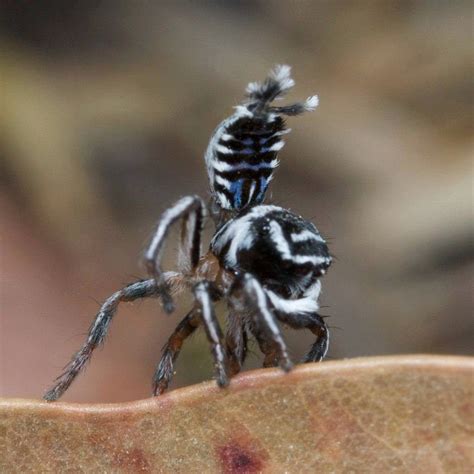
[205,65,318,211]
[211,205,331,299]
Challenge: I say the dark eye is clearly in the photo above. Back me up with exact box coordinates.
[294,265,312,276]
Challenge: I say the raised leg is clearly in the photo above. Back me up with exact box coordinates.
[269,95,318,116]
[144,195,205,313]
[193,281,229,387]
[229,273,293,372]
[275,310,329,362]
[44,273,182,401]
[152,309,201,395]
[225,310,248,377]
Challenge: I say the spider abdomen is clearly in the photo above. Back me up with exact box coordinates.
[206,112,286,210]
[205,65,318,212]
[211,205,331,296]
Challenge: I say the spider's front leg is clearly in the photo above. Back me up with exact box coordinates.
[44,273,182,401]
[276,309,329,363]
[229,273,293,372]
[144,195,205,313]
[264,282,329,363]
[302,313,329,363]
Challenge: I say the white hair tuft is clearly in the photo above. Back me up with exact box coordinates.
[269,64,295,93]
[304,95,319,111]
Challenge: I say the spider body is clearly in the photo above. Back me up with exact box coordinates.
[44,66,331,402]
[211,205,331,298]
[206,64,318,213]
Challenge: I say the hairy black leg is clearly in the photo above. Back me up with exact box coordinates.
[225,310,248,377]
[268,96,317,116]
[144,195,204,313]
[152,309,201,395]
[44,278,163,401]
[230,273,293,372]
[276,311,329,362]
[193,281,229,387]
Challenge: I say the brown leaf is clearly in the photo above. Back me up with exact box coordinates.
[1,355,473,473]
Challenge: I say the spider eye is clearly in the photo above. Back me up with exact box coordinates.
[294,265,312,276]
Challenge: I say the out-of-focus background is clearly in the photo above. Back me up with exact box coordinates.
[1,1,472,403]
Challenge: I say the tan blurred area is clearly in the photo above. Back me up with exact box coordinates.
[1,1,472,403]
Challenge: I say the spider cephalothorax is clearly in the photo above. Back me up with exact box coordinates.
[211,205,331,297]
[44,66,331,401]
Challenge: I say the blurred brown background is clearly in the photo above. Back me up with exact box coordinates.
[1,1,472,403]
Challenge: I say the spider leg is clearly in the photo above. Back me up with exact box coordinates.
[152,309,201,395]
[225,310,248,377]
[44,273,182,401]
[248,322,281,369]
[230,273,293,372]
[193,281,229,388]
[144,195,205,313]
[274,304,329,363]
[268,95,318,116]
[303,317,329,362]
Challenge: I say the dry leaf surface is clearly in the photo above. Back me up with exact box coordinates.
[1,355,473,473]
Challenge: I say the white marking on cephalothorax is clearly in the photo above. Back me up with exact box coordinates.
[268,221,327,265]
[268,220,292,257]
[212,205,283,265]
[291,230,324,243]
[226,223,255,266]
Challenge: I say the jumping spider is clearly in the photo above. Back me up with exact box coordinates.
[44,65,331,401]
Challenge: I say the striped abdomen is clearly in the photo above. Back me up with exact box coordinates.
[206,110,287,210]
[205,65,318,212]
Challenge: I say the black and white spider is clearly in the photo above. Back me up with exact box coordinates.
[44,65,331,401]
